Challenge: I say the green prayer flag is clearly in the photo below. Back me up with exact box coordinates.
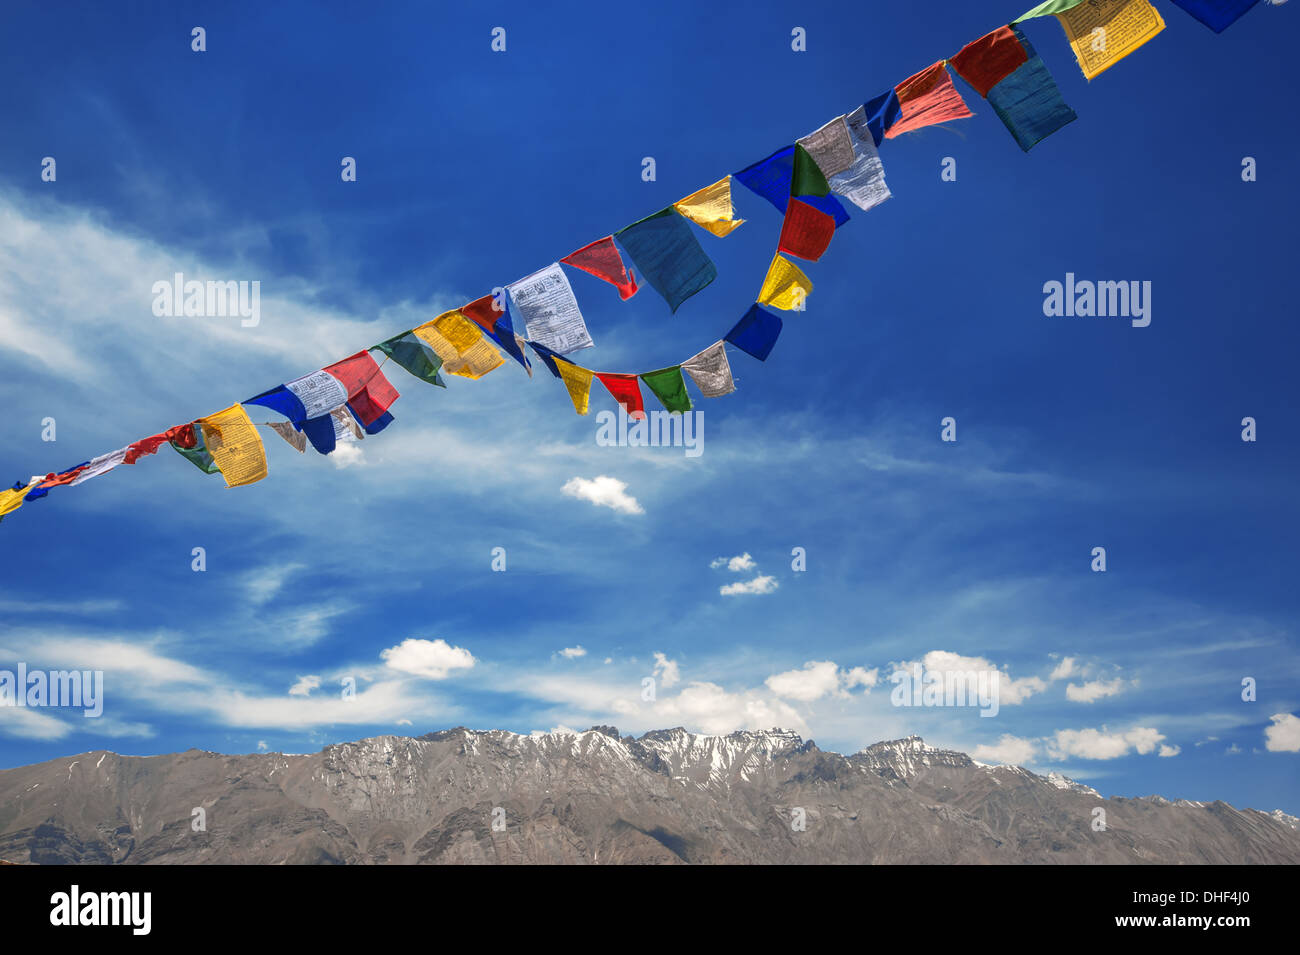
[792,144,831,198]
[1014,0,1088,22]
[376,331,447,388]
[170,437,221,475]
[640,365,692,413]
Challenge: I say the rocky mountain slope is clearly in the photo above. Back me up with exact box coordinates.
[0,727,1296,864]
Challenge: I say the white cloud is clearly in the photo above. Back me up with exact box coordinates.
[561,475,643,515]
[972,734,1038,766]
[1048,726,1166,760]
[289,675,321,697]
[256,740,268,752]
[330,440,366,469]
[1158,744,1180,757]
[0,705,73,740]
[380,638,476,680]
[842,666,879,692]
[766,661,842,701]
[720,575,778,596]
[559,646,587,659]
[1049,657,1078,681]
[1264,713,1300,753]
[711,553,756,572]
[1065,678,1126,703]
[243,563,305,607]
[652,652,680,688]
[765,661,877,701]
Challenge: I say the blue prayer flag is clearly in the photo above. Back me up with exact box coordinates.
[724,304,783,362]
[614,208,717,313]
[1168,0,1259,33]
[862,89,903,146]
[987,51,1077,152]
[734,147,851,226]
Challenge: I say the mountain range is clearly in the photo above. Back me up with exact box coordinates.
[1,726,1296,864]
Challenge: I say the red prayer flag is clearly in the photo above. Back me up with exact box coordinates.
[561,236,639,300]
[462,294,505,332]
[886,62,973,139]
[323,351,400,427]
[124,424,193,464]
[949,26,1029,98]
[595,372,646,420]
[778,198,836,262]
[34,465,87,489]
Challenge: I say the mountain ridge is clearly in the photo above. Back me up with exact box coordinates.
[1,725,1296,864]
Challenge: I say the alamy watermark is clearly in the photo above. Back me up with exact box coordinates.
[0,663,103,717]
[1042,273,1150,328]
[890,663,1000,717]
[595,408,703,458]
[152,272,260,327]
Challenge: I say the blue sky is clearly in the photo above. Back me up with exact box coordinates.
[1,0,1297,814]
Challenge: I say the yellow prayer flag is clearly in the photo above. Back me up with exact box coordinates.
[555,359,593,415]
[673,176,745,238]
[0,482,31,521]
[1056,0,1164,81]
[758,254,813,311]
[413,310,505,380]
[198,404,267,488]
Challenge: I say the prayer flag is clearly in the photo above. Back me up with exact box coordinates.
[792,143,831,197]
[724,304,783,361]
[886,62,973,139]
[733,147,851,225]
[1015,0,1089,20]
[198,404,267,488]
[413,310,506,380]
[758,254,813,311]
[23,462,89,501]
[376,331,448,389]
[170,424,222,473]
[462,295,532,373]
[778,198,837,262]
[613,208,717,314]
[828,106,892,212]
[69,448,128,487]
[561,236,640,298]
[988,38,1078,150]
[267,420,306,454]
[640,366,692,414]
[0,481,31,520]
[595,373,646,420]
[1055,0,1165,80]
[528,341,565,378]
[555,358,594,415]
[680,342,735,398]
[1168,0,1259,33]
[322,351,399,428]
[673,177,745,237]
[863,89,903,145]
[508,264,594,354]
[798,118,857,179]
[950,26,1031,97]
